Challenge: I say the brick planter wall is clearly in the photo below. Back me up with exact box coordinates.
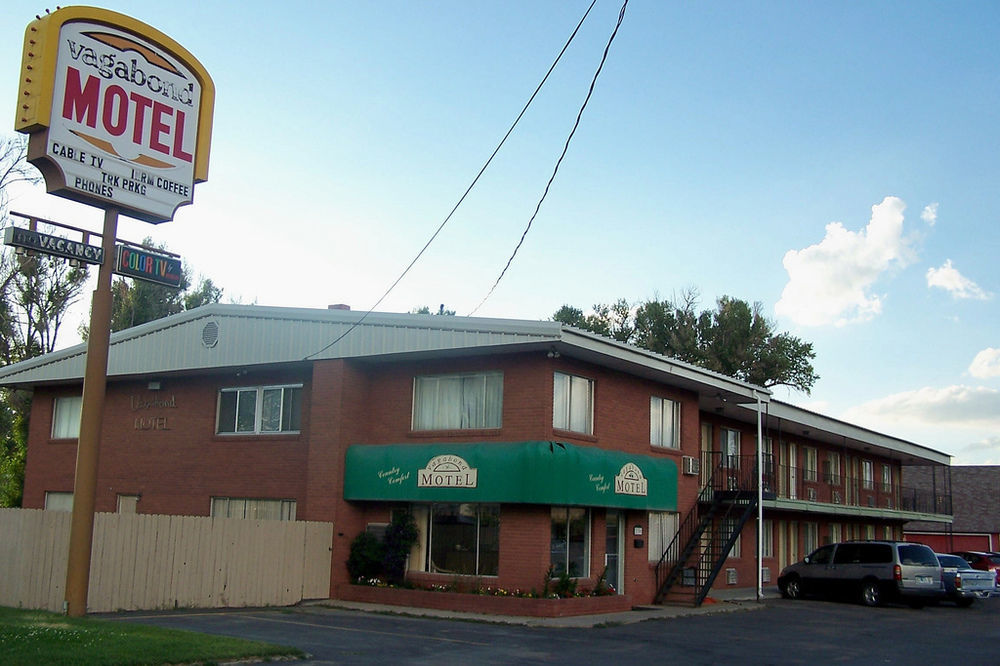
[336,584,634,617]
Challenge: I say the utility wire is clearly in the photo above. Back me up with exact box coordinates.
[469,0,628,316]
[303,1,598,360]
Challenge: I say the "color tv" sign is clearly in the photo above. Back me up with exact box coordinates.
[16,7,214,223]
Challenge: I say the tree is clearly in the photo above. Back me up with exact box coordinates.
[1,134,89,506]
[554,289,819,394]
[411,304,456,316]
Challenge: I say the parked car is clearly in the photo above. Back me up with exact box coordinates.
[935,553,995,606]
[778,540,944,607]
[951,551,1000,588]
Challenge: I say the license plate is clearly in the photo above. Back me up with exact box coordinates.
[915,575,933,584]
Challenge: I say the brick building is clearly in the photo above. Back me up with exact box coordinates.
[905,466,997,552]
[0,304,953,606]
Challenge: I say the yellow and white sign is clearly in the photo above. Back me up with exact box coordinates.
[16,7,214,223]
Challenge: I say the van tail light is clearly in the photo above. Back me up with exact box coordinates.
[894,564,901,582]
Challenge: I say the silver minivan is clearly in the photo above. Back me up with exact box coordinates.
[778,540,944,607]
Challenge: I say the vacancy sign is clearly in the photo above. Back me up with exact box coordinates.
[16,7,215,223]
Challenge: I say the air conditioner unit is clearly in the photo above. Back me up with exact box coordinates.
[832,491,842,504]
[806,487,817,502]
[726,568,738,585]
[867,496,875,507]
[682,455,701,476]
[762,567,771,583]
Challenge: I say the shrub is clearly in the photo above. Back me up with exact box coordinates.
[347,531,384,583]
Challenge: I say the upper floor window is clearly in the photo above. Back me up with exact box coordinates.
[52,395,82,439]
[823,452,841,485]
[553,372,593,434]
[45,491,74,511]
[861,460,874,490]
[721,428,741,468]
[881,464,892,492]
[649,396,680,448]
[216,385,302,435]
[803,447,818,482]
[412,372,502,430]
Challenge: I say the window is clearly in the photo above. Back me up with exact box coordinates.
[211,497,297,520]
[425,503,499,576]
[721,428,740,467]
[52,396,82,439]
[553,372,593,434]
[802,522,818,554]
[412,372,502,430]
[823,452,841,485]
[724,517,742,558]
[881,464,892,492]
[803,447,818,482]
[761,519,773,558]
[217,385,302,434]
[828,523,842,545]
[648,511,679,562]
[117,494,139,514]
[551,507,590,576]
[861,460,874,490]
[649,397,680,448]
[44,491,73,511]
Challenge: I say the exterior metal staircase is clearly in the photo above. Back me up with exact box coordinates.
[654,453,760,606]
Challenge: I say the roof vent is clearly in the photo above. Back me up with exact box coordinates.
[329,304,351,310]
[202,321,220,348]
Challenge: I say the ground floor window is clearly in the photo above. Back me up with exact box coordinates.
[648,511,679,562]
[803,522,819,554]
[211,497,296,520]
[44,491,73,511]
[551,507,590,577]
[425,503,499,576]
[761,519,773,558]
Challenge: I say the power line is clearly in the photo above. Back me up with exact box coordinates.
[303,1,599,360]
[469,0,629,316]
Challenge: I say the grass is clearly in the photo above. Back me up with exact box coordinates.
[0,606,304,666]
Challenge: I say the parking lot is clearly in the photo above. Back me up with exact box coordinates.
[113,595,1000,665]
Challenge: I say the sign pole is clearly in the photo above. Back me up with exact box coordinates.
[64,207,118,617]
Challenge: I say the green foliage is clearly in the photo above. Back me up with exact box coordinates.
[412,304,456,315]
[382,511,419,586]
[347,531,385,582]
[554,289,818,393]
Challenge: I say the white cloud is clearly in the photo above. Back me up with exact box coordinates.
[921,202,938,225]
[775,196,914,327]
[970,347,1000,379]
[926,260,990,300]
[843,385,1000,431]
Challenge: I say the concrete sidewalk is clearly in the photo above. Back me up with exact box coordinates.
[306,586,778,628]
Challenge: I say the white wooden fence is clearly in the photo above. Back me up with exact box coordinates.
[0,508,333,613]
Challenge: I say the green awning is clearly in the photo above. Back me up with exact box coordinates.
[344,441,677,511]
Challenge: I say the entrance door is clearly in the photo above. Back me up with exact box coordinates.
[605,510,624,594]
[786,442,798,499]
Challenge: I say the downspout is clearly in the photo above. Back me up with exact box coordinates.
[755,390,764,601]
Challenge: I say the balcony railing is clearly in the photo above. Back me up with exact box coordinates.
[708,454,951,516]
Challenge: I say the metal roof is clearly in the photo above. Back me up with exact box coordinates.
[0,304,949,465]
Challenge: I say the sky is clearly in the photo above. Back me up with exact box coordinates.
[2,1,998,465]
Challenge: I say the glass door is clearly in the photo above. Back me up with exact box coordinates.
[605,510,624,594]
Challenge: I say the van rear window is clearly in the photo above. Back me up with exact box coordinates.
[899,544,938,566]
[859,544,893,563]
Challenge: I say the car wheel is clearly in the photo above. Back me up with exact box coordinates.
[956,597,975,608]
[860,580,881,607]
[782,576,802,600]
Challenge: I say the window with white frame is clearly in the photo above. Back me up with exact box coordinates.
[862,460,874,490]
[649,397,680,448]
[648,511,679,562]
[721,428,740,467]
[52,395,83,439]
[553,372,593,434]
[44,491,74,511]
[803,447,818,482]
[828,523,842,545]
[216,385,302,434]
[761,519,773,558]
[551,506,590,576]
[211,497,297,520]
[412,372,502,430]
[881,464,892,492]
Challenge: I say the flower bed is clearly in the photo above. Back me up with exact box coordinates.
[336,583,634,618]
